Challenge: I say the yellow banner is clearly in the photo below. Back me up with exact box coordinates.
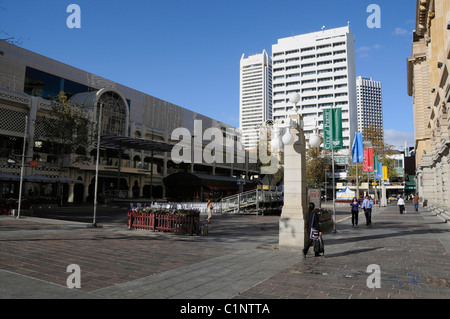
[382,166,388,180]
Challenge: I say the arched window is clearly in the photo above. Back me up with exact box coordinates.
[96,90,128,136]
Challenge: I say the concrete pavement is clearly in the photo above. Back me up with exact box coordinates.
[0,202,449,300]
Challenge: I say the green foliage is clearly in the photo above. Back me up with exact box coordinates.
[306,136,330,188]
[37,91,94,167]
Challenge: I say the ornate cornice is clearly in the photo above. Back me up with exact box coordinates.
[415,0,431,38]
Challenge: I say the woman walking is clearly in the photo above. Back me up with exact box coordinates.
[350,197,360,226]
[397,195,405,214]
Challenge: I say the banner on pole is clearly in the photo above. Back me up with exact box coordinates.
[375,162,383,179]
[363,148,374,172]
[373,155,378,173]
[323,108,343,150]
[352,132,363,163]
[382,166,388,180]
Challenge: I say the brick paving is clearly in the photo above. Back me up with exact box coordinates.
[235,204,450,299]
[0,218,235,292]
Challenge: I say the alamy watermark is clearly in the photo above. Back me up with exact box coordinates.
[170,120,279,174]
[66,4,81,29]
[65,262,381,290]
[366,4,381,29]
[62,4,382,175]
[366,264,381,288]
[66,264,81,288]
[66,4,380,30]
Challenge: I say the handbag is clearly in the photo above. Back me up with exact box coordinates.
[309,213,319,240]
[313,235,325,255]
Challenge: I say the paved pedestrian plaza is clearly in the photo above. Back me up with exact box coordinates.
[0,202,449,301]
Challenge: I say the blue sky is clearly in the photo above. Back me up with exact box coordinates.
[1,0,415,149]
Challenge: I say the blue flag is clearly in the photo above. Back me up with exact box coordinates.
[375,162,383,179]
[352,132,363,163]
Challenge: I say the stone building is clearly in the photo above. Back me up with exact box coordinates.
[407,0,450,208]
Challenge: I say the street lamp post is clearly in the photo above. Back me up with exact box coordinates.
[274,93,321,250]
[17,115,28,219]
[90,103,103,228]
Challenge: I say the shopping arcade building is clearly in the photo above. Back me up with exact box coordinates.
[0,42,259,203]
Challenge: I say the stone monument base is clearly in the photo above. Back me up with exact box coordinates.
[278,217,305,252]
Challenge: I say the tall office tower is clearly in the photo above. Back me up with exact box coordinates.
[271,25,357,150]
[239,50,272,150]
[356,76,383,133]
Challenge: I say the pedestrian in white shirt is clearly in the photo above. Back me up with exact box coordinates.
[361,195,374,226]
[397,195,405,214]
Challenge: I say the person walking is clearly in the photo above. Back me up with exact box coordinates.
[303,203,322,258]
[397,195,405,214]
[350,197,360,226]
[206,199,213,223]
[361,195,374,226]
[412,194,419,212]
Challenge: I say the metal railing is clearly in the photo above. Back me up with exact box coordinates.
[131,202,212,213]
[130,189,284,216]
[219,189,283,214]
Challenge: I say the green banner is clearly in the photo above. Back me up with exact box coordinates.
[323,108,343,150]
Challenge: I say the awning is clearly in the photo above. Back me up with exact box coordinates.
[56,177,83,184]
[0,173,20,181]
[24,175,57,183]
[18,175,83,183]
[101,135,173,152]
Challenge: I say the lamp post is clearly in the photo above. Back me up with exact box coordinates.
[90,103,103,228]
[272,93,321,250]
[17,115,28,219]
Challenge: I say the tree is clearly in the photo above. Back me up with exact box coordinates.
[362,124,384,154]
[36,91,93,171]
[305,136,331,188]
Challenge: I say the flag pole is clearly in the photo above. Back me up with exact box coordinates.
[356,159,359,200]
[332,147,336,233]
[323,107,342,233]
[330,106,337,233]
[355,131,359,200]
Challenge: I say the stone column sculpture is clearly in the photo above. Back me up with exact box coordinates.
[278,113,307,251]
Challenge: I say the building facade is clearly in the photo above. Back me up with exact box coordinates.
[356,76,383,133]
[0,42,258,204]
[239,50,272,150]
[407,0,450,209]
[271,25,358,151]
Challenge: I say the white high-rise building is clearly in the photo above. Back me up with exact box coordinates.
[271,25,357,150]
[239,50,272,150]
[356,76,383,133]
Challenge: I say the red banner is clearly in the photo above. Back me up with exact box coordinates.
[363,148,374,172]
